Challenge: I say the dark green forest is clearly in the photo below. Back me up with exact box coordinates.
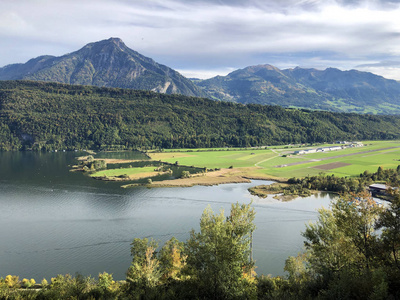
[1,80,400,151]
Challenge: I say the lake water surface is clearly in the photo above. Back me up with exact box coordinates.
[0,151,335,280]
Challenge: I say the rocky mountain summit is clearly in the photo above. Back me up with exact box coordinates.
[2,38,400,114]
[0,38,205,97]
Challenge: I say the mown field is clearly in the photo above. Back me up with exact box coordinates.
[147,140,400,180]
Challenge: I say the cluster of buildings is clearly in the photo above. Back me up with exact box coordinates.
[293,142,363,155]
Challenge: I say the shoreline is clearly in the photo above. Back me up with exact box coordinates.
[92,170,169,181]
[121,167,286,188]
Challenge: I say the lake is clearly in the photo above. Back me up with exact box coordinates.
[0,151,334,281]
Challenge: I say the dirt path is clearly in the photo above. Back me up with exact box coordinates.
[255,149,280,167]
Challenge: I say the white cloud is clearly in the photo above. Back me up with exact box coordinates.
[0,0,400,79]
[356,66,400,80]
[176,67,237,79]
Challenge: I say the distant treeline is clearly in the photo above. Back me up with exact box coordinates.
[1,80,400,151]
[288,165,400,194]
[249,166,400,200]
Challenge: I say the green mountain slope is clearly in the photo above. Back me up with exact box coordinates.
[0,38,205,98]
[196,64,400,114]
[1,81,400,151]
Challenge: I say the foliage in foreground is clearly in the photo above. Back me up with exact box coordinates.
[2,192,400,299]
[279,191,400,300]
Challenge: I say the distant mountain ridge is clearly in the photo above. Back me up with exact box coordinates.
[0,38,205,97]
[195,64,400,114]
[2,39,400,114]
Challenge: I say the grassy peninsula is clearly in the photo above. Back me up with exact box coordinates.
[78,140,400,203]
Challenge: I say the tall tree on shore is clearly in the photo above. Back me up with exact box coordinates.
[185,203,256,299]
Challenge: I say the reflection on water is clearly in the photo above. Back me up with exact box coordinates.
[0,152,334,280]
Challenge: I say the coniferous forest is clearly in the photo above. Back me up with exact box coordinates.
[1,80,400,151]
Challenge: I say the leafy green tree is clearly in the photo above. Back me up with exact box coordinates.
[301,192,386,299]
[126,238,161,298]
[304,192,382,274]
[375,190,400,296]
[303,206,358,277]
[159,237,187,282]
[376,192,400,271]
[334,192,382,271]
[185,202,256,299]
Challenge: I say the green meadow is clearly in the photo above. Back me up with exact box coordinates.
[91,166,156,177]
[148,140,400,180]
[149,149,277,169]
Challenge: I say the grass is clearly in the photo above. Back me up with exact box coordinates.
[147,140,400,180]
[88,140,400,188]
[91,166,156,177]
[149,150,277,169]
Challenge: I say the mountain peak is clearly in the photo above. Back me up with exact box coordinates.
[108,37,123,43]
[0,38,206,97]
[245,64,280,72]
[82,37,127,52]
[105,37,125,47]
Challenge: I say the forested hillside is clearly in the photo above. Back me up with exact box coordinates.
[1,80,400,151]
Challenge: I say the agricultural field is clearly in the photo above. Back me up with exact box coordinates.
[147,140,400,180]
[149,149,276,169]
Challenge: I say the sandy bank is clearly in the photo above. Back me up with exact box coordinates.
[92,171,169,181]
[76,156,141,164]
[122,167,284,188]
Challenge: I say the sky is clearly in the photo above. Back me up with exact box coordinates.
[1,0,400,80]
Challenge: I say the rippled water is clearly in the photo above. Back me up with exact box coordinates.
[0,152,334,280]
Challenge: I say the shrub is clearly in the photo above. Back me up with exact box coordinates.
[180,171,191,178]
[41,278,48,286]
[21,278,35,288]
[5,275,20,288]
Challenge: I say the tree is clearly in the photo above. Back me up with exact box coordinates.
[304,192,382,274]
[185,202,256,299]
[376,191,400,271]
[159,237,187,282]
[126,238,162,298]
[125,204,257,299]
[301,192,385,298]
[302,206,358,277]
[333,192,382,271]
[377,166,384,179]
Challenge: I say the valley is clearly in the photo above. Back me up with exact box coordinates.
[2,0,400,297]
